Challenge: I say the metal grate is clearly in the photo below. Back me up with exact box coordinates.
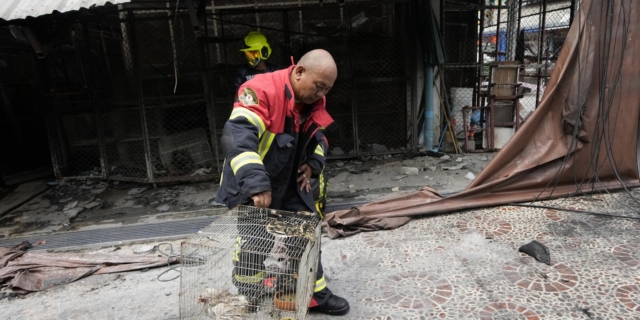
[0,216,219,251]
[179,205,320,320]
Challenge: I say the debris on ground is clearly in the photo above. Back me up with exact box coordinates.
[84,201,101,209]
[456,157,463,162]
[64,207,84,219]
[0,241,177,293]
[367,143,388,154]
[518,240,551,265]
[127,187,148,195]
[400,167,419,175]
[330,147,345,156]
[133,245,156,254]
[191,168,212,176]
[63,201,78,211]
[391,187,400,192]
[156,204,171,212]
[442,163,466,171]
[464,172,476,180]
[440,155,451,160]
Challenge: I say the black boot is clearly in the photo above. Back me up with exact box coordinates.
[309,287,350,316]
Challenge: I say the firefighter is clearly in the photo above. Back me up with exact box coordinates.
[215,49,349,316]
[236,31,279,91]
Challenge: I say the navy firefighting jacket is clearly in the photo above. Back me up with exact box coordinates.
[215,65,336,213]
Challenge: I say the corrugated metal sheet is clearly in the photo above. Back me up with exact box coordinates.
[0,0,131,21]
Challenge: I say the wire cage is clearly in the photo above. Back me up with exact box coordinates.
[179,205,321,320]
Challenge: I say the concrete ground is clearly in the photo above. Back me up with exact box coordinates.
[0,152,489,239]
[3,153,640,319]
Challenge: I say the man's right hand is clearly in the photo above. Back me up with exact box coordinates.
[251,191,272,208]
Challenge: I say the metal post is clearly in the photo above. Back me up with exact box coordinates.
[535,0,546,106]
[495,0,501,61]
[346,5,360,157]
[410,0,418,152]
[477,1,485,109]
[127,10,155,183]
[219,13,232,99]
[81,20,109,179]
[569,0,575,25]
[201,18,221,174]
[424,65,434,150]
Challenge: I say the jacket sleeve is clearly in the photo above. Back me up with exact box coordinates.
[221,86,272,198]
[306,133,328,176]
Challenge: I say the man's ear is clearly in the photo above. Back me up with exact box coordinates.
[295,65,305,80]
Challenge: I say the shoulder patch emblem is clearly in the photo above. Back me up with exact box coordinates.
[239,88,259,106]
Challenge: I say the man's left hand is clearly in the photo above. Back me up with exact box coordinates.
[297,164,312,193]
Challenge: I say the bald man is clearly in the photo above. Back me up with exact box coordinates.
[215,49,350,316]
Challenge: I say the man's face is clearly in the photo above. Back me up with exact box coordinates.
[293,66,336,105]
[244,50,261,67]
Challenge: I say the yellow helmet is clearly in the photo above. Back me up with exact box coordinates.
[240,31,272,66]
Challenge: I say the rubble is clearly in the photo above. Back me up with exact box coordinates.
[84,201,101,209]
[330,147,345,156]
[368,143,388,154]
[191,168,212,176]
[464,172,476,180]
[480,156,489,161]
[442,163,466,171]
[64,207,85,219]
[127,187,148,195]
[440,155,451,160]
[133,245,156,254]
[401,167,419,175]
[93,182,109,189]
[336,162,345,167]
[156,204,171,212]
[456,158,463,162]
[392,175,408,181]
[63,201,78,211]
[391,187,400,192]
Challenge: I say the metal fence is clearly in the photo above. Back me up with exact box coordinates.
[441,0,575,150]
[40,0,412,183]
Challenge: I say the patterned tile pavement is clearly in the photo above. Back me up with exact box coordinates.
[316,189,640,319]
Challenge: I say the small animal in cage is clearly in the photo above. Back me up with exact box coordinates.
[197,288,250,319]
[180,206,321,320]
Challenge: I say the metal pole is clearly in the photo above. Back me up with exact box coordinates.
[346,5,360,157]
[477,1,485,109]
[81,20,109,179]
[495,0,501,61]
[219,12,232,99]
[127,10,155,183]
[535,0,546,106]
[201,18,221,175]
[410,0,418,152]
[424,64,434,150]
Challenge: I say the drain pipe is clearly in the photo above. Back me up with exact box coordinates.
[424,64,435,150]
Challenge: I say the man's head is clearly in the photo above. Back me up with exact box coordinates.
[290,49,338,105]
[240,31,271,68]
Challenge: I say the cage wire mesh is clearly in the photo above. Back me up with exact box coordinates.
[441,0,574,152]
[179,205,321,320]
[43,1,414,183]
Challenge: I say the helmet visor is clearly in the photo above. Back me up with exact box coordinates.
[244,50,261,67]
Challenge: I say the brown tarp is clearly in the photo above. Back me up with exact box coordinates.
[0,242,177,293]
[324,0,640,238]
